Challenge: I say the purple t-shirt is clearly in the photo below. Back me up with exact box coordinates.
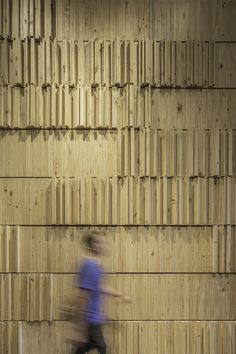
[77,258,103,325]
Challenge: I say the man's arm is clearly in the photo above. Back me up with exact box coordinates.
[77,288,91,323]
[101,285,131,302]
[74,288,91,344]
[101,285,121,297]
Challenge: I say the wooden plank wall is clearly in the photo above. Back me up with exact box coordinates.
[0,0,236,353]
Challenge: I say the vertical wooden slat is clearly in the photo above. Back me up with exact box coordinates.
[38,38,46,84]
[29,84,36,127]
[112,178,118,225]
[160,40,165,86]
[72,85,79,128]
[29,274,35,321]
[77,40,84,85]
[38,274,43,321]
[227,177,232,225]
[210,129,220,176]
[155,177,162,224]
[61,40,69,85]
[79,85,86,127]
[117,128,122,176]
[0,274,4,320]
[0,86,3,126]
[21,39,27,86]
[208,41,215,87]
[152,129,157,177]
[130,127,135,176]
[187,40,194,87]
[12,86,20,127]
[145,128,150,176]
[6,274,11,320]
[123,128,129,176]
[15,225,20,273]
[34,0,41,38]
[0,40,9,84]
[212,225,219,273]
[15,38,22,84]
[177,130,183,177]
[194,178,201,225]
[52,39,58,85]
[228,129,233,176]
[44,0,52,38]
[30,38,36,84]
[58,85,63,127]
[6,85,11,127]
[129,85,134,127]
[171,177,178,225]
[29,0,34,37]
[65,177,71,224]
[172,41,176,87]
[165,40,172,86]
[87,86,93,128]
[96,178,102,225]
[80,177,86,224]
[12,0,20,38]
[128,177,134,224]
[121,177,129,225]
[94,40,102,85]
[73,177,79,224]
[209,178,215,225]
[0,0,2,36]
[104,178,110,225]
[146,39,153,84]
[163,177,168,224]
[154,40,161,86]
[193,40,203,86]
[130,40,138,85]
[60,177,65,224]
[102,40,109,86]
[226,225,233,273]
[47,274,53,321]
[4,225,10,273]
[2,0,10,37]
[202,41,208,86]
[45,39,51,84]
[144,177,151,225]
[139,128,145,176]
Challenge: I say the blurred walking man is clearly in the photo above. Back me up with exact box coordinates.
[74,232,130,354]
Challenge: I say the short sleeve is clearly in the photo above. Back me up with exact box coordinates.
[77,261,97,291]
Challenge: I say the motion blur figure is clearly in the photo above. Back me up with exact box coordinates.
[73,232,130,354]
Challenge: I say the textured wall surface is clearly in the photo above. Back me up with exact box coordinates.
[0,0,236,353]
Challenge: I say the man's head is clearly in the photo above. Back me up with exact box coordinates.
[83,232,107,256]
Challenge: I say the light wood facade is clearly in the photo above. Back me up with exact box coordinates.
[0,0,236,353]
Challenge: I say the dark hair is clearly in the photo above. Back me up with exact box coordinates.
[83,232,99,251]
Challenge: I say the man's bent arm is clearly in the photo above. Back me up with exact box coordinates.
[77,288,91,324]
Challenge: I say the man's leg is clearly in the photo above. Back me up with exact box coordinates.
[74,326,106,354]
[89,326,106,354]
[74,342,94,354]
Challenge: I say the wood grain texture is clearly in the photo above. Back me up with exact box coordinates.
[1,320,236,354]
[1,39,236,87]
[2,225,235,273]
[150,0,236,40]
[0,177,236,225]
[2,0,236,41]
[54,0,150,40]
[1,273,235,321]
[0,129,235,177]
[1,86,236,129]
[1,0,236,352]
[0,0,52,39]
